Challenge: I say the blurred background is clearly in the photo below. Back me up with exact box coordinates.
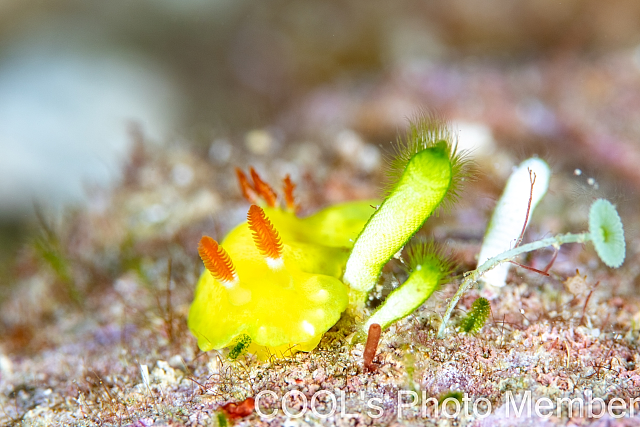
[2,0,640,286]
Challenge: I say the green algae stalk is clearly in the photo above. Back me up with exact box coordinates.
[343,116,468,297]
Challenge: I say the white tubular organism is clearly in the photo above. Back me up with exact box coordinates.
[477,157,551,288]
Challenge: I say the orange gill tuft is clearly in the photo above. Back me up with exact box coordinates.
[235,168,259,205]
[283,174,297,213]
[249,167,278,207]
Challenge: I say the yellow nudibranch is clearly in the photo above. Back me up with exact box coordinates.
[188,168,375,359]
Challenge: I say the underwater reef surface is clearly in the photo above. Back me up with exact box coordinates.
[2,48,640,426]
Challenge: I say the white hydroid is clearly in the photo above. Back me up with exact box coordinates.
[477,157,550,288]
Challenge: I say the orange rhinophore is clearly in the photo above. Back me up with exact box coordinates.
[283,174,297,212]
[249,167,278,207]
[198,236,238,286]
[247,205,283,261]
[235,168,259,205]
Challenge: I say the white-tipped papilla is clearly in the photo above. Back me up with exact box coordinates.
[477,157,550,288]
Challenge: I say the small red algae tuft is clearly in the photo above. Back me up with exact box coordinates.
[221,397,255,420]
[363,323,381,372]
